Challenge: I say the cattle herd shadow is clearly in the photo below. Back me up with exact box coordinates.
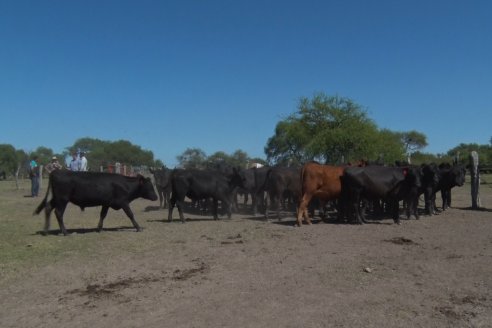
[35,226,139,236]
[144,205,162,212]
[456,206,492,212]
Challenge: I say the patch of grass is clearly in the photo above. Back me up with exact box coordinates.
[0,179,161,283]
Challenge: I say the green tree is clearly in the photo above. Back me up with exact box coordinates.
[176,148,207,169]
[265,93,382,165]
[0,144,18,175]
[374,129,406,164]
[399,130,428,163]
[206,151,231,168]
[447,143,492,165]
[66,138,159,170]
[264,119,310,166]
[229,150,249,168]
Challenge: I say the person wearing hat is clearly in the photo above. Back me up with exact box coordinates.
[45,156,63,174]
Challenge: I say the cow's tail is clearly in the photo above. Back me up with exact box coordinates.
[33,176,52,216]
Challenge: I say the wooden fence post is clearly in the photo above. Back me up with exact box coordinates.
[469,151,480,209]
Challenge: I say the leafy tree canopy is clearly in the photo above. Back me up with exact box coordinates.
[399,130,428,154]
[264,93,415,165]
[176,148,208,169]
[177,148,261,169]
[447,143,492,165]
[66,138,160,170]
[0,144,31,176]
[0,144,18,174]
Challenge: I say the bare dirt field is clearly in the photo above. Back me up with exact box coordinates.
[1,177,491,327]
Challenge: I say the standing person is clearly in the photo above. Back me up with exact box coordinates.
[45,156,63,174]
[79,152,88,171]
[29,156,40,197]
[69,153,79,171]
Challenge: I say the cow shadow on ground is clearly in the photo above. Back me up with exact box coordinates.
[456,206,492,212]
[144,205,163,212]
[147,216,236,224]
[34,226,138,236]
[269,217,395,226]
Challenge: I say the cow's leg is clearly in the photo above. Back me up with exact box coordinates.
[447,190,452,208]
[167,198,174,222]
[276,192,282,221]
[164,192,170,209]
[264,192,272,220]
[358,199,369,224]
[411,196,419,219]
[121,204,142,232]
[318,200,327,221]
[54,203,69,236]
[212,199,219,220]
[173,198,186,223]
[225,197,233,219]
[42,199,55,235]
[391,199,401,224]
[97,206,109,232]
[441,189,451,210]
[353,202,363,224]
[414,197,420,219]
[352,192,364,224]
[296,194,312,226]
[158,188,164,208]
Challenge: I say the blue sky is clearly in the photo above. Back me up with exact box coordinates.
[1,1,491,167]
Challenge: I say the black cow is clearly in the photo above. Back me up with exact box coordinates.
[150,167,172,208]
[425,163,466,215]
[231,168,256,211]
[251,166,271,216]
[230,166,273,215]
[168,168,245,223]
[341,166,422,224]
[264,167,301,220]
[404,163,440,220]
[33,170,158,235]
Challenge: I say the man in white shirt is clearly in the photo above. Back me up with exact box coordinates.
[79,152,88,171]
[69,153,79,171]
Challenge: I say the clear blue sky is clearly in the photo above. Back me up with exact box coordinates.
[1,0,491,167]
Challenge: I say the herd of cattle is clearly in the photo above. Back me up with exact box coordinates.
[33,161,467,235]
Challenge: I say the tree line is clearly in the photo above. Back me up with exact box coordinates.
[1,92,491,178]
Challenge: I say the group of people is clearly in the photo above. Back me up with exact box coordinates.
[28,152,88,197]
[69,152,88,172]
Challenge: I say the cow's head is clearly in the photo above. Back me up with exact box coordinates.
[422,163,440,188]
[404,166,423,189]
[230,167,247,189]
[137,175,158,201]
[451,165,466,187]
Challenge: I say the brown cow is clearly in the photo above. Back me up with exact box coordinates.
[296,162,345,226]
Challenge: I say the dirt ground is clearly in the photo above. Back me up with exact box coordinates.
[1,180,491,328]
